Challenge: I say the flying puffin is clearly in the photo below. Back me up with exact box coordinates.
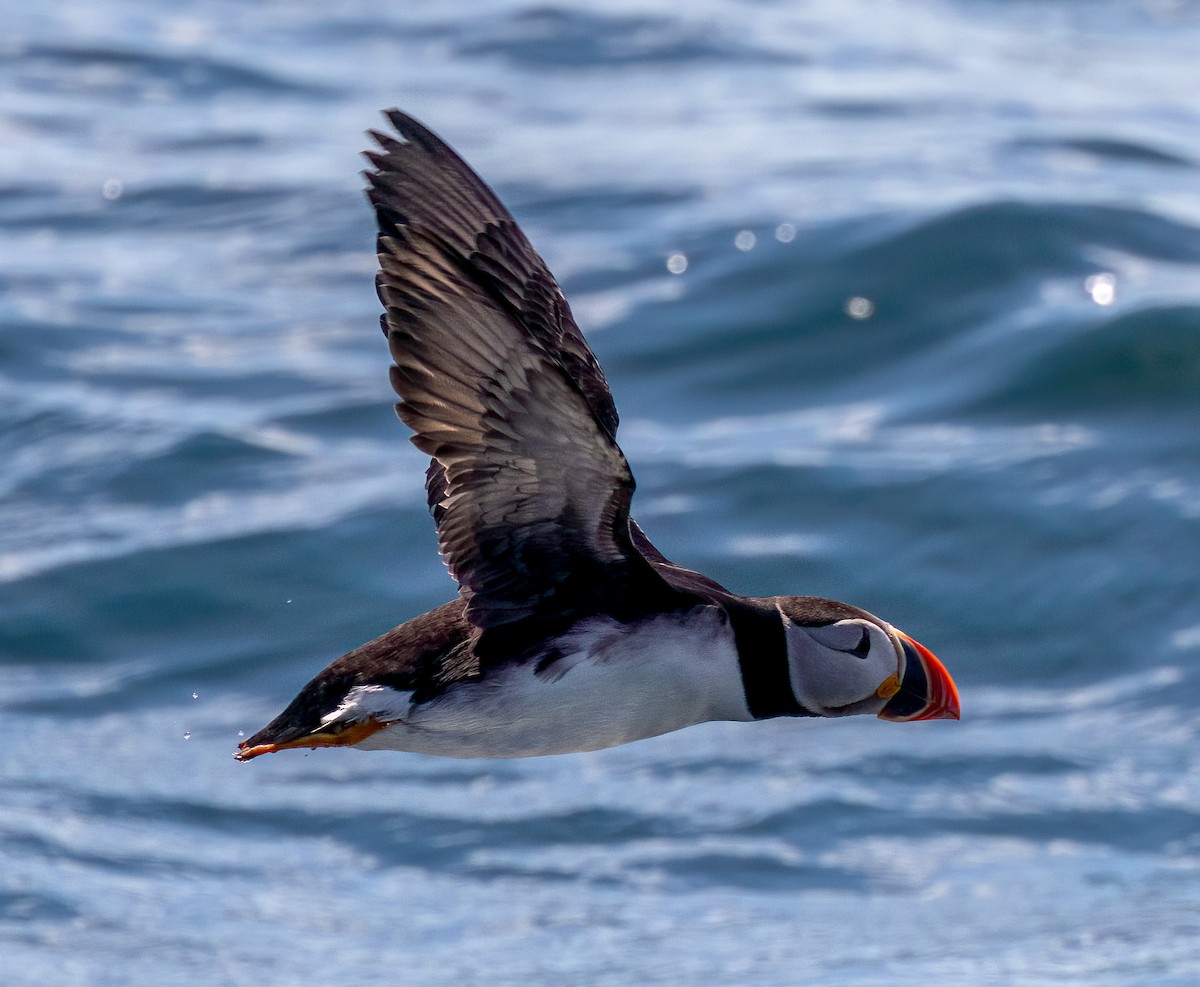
[235,110,959,763]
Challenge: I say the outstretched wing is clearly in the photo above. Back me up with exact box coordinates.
[364,110,666,631]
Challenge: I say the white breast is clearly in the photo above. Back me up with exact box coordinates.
[352,607,750,758]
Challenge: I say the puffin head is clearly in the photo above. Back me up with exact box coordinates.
[774,597,959,721]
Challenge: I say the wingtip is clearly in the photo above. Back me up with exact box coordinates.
[361,111,412,171]
[364,132,392,155]
[361,110,434,181]
[382,108,436,148]
[362,150,388,174]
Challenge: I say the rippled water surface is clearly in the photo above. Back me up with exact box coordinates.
[4,2,1200,984]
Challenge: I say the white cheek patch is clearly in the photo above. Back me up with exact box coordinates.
[319,684,413,727]
[779,615,893,714]
[793,652,875,710]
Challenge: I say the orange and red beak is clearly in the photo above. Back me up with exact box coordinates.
[877,630,960,722]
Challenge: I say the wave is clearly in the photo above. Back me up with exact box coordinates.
[16,41,335,100]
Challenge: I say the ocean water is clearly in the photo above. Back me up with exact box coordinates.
[3,1,1200,984]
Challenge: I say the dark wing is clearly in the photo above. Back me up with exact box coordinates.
[628,519,735,601]
[364,110,672,631]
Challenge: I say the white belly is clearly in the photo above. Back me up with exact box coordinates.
[354,609,749,758]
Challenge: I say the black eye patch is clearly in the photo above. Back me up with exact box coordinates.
[805,619,877,657]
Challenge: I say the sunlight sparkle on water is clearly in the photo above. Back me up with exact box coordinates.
[1085,272,1116,305]
[845,296,875,320]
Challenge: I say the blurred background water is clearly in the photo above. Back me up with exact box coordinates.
[3,1,1200,984]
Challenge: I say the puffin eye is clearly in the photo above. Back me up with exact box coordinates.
[847,627,872,658]
[805,619,877,657]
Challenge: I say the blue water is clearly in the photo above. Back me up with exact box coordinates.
[3,2,1200,984]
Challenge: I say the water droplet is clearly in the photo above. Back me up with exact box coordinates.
[734,230,757,252]
[1084,272,1116,306]
[666,253,688,275]
[102,178,124,201]
[775,223,796,243]
[183,731,191,741]
[845,296,875,320]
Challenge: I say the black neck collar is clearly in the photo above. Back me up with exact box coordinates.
[727,600,814,719]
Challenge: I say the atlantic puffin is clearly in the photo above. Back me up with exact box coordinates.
[235,110,959,763]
